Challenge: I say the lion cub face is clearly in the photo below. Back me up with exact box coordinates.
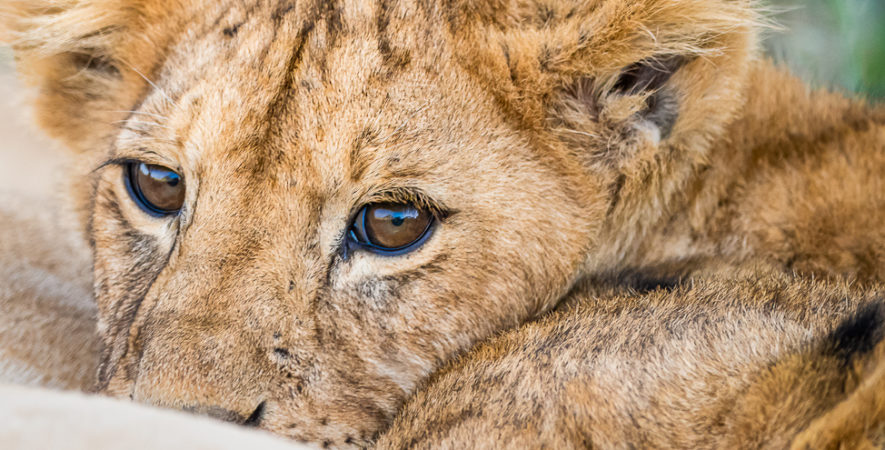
[6,0,755,444]
[88,3,599,443]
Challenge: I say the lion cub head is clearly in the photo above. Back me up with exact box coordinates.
[4,0,757,444]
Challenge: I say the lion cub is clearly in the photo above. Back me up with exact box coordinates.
[379,271,885,448]
[1,0,882,445]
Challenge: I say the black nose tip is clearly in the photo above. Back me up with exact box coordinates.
[243,401,266,427]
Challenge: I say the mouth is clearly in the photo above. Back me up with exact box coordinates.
[243,401,266,427]
[190,400,266,427]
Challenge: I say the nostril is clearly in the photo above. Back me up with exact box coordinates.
[243,401,266,427]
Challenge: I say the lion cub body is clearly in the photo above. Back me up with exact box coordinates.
[380,273,885,448]
[1,0,883,446]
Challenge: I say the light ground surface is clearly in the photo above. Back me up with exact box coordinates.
[0,384,312,450]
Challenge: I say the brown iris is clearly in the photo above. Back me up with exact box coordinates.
[350,203,433,253]
[127,162,185,215]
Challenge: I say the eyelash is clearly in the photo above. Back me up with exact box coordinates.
[360,189,446,216]
[93,156,181,174]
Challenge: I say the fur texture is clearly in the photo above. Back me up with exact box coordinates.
[0,192,97,390]
[0,0,882,446]
[378,271,885,448]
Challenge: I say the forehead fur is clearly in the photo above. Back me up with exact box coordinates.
[2,0,760,150]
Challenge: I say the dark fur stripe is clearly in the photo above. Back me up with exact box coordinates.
[828,300,885,365]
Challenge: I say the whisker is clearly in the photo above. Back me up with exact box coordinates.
[118,128,178,144]
[124,138,180,146]
[122,62,176,106]
[107,110,170,120]
[113,119,172,129]
[556,128,599,139]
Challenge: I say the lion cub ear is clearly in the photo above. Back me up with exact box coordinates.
[1,1,161,154]
[549,55,689,168]
[453,0,760,168]
[608,55,688,140]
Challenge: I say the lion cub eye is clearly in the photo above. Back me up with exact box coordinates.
[126,162,185,216]
[349,203,434,255]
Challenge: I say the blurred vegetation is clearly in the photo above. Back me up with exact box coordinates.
[764,0,885,98]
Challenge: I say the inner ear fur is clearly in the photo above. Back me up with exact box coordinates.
[612,56,685,136]
[549,54,687,168]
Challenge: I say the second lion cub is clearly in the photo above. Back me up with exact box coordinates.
[380,271,885,448]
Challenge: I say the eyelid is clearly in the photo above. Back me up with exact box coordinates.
[92,152,181,174]
[360,187,452,222]
[350,206,370,242]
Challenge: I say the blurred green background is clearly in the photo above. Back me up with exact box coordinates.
[765,0,885,98]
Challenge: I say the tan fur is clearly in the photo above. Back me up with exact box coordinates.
[0,0,882,446]
[790,340,885,449]
[0,192,97,391]
[378,271,885,448]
